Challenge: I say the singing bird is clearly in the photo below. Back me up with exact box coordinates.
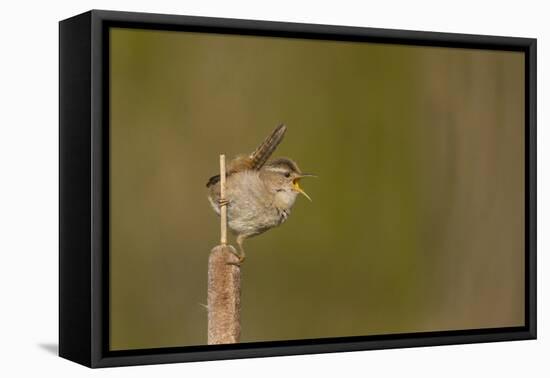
[206,124,314,264]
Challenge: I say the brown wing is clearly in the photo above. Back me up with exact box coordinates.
[206,124,287,187]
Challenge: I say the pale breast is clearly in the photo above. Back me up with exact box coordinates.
[208,170,281,237]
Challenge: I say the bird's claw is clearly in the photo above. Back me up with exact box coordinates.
[225,247,245,267]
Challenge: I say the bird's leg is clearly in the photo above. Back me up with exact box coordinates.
[226,235,246,266]
[236,236,246,263]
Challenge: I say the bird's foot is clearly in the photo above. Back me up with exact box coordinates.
[218,199,230,207]
[226,247,245,267]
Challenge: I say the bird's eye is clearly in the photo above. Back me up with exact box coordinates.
[284,172,291,178]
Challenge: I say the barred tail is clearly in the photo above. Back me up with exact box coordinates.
[207,124,286,186]
[249,124,287,170]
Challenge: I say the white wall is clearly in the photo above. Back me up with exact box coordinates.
[0,0,546,376]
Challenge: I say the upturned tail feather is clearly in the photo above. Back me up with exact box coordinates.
[249,123,287,170]
[206,124,287,188]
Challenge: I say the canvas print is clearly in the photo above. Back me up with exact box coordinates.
[108,27,525,351]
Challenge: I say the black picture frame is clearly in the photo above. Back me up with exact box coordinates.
[59,9,537,368]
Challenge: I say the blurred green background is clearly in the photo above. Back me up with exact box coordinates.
[109,27,525,350]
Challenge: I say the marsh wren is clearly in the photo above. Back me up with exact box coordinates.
[206,124,314,263]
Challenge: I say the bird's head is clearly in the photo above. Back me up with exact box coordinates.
[262,158,315,207]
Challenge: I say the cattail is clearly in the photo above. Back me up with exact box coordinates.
[207,154,241,344]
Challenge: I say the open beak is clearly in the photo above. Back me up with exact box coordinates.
[292,174,315,202]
